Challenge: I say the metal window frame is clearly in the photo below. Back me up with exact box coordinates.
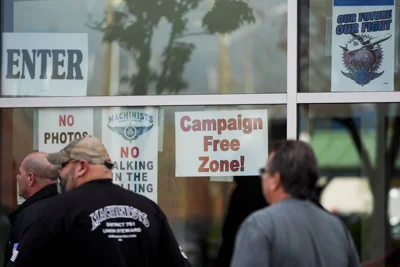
[287,0,298,139]
[1,0,400,141]
[285,0,400,139]
[0,94,287,108]
[297,92,400,104]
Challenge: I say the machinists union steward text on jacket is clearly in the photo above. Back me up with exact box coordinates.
[7,179,191,267]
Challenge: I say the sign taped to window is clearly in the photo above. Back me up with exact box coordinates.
[1,33,88,96]
[38,108,94,153]
[101,107,158,203]
[175,109,268,177]
[331,0,395,91]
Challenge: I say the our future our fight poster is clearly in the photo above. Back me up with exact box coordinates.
[331,0,395,92]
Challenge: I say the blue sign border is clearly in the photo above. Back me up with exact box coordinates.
[334,0,394,6]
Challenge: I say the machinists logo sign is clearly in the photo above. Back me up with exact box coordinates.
[107,111,154,143]
[102,108,159,204]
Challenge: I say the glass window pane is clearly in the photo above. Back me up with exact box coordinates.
[299,0,398,92]
[1,0,287,97]
[0,104,286,266]
[300,103,400,264]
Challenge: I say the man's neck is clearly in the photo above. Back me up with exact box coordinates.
[75,167,113,188]
[77,174,112,187]
[21,183,56,202]
[25,185,44,199]
[270,192,292,204]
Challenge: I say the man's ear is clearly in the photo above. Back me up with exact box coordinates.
[28,172,36,187]
[270,172,282,191]
[76,160,89,177]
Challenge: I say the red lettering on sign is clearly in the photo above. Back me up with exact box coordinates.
[198,157,209,172]
[179,114,263,134]
[120,147,140,158]
[198,156,245,172]
[59,115,74,127]
[203,136,241,152]
[180,116,191,132]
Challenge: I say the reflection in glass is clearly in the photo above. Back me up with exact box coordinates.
[300,103,400,265]
[0,105,286,266]
[5,0,287,96]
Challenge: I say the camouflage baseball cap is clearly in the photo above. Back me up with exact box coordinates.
[47,136,113,168]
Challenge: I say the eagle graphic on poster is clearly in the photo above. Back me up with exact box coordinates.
[107,124,153,142]
[339,32,391,86]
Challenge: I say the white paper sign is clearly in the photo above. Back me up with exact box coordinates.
[102,107,158,203]
[175,110,268,177]
[38,108,94,153]
[331,0,395,91]
[1,33,88,96]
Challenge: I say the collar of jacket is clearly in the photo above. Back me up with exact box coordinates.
[8,184,58,224]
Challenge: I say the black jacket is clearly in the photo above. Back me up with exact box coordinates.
[4,184,58,266]
[0,206,12,266]
[7,179,191,267]
[213,176,268,267]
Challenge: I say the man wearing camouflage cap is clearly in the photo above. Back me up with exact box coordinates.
[7,136,191,267]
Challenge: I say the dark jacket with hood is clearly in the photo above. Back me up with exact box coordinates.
[3,184,58,266]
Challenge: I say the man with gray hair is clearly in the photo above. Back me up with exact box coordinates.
[4,152,58,266]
